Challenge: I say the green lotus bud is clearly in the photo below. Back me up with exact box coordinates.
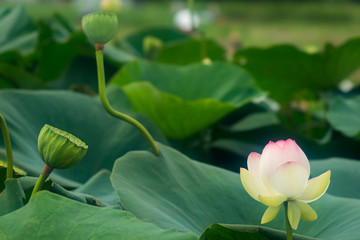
[38,124,88,169]
[82,12,118,44]
[143,36,163,59]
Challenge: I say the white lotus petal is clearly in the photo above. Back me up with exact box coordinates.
[281,139,310,174]
[247,152,261,178]
[261,206,281,224]
[269,162,308,198]
[297,170,331,203]
[288,201,301,230]
[258,195,287,207]
[295,201,317,221]
[240,168,269,201]
[260,141,286,180]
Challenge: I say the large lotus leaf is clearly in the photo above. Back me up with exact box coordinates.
[118,28,188,57]
[326,95,360,137]
[110,143,360,239]
[110,61,263,139]
[120,81,236,139]
[155,39,226,65]
[0,191,198,240]
[0,6,37,55]
[0,89,166,187]
[310,158,360,199]
[234,38,360,103]
[200,224,317,240]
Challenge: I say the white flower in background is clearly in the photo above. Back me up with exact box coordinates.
[174,9,200,32]
[240,139,331,230]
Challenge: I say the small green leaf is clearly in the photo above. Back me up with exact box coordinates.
[0,179,25,216]
[73,170,122,207]
[0,6,37,55]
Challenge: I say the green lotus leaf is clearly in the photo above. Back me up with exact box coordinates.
[326,95,360,138]
[200,224,317,240]
[155,39,226,65]
[310,158,360,199]
[0,89,166,187]
[0,179,25,216]
[0,191,198,240]
[0,6,37,55]
[12,169,120,208]
[234,38,360,103]
[110,60,263,139]
[119,28,188,57]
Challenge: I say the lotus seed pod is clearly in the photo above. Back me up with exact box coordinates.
[143,36,163,59]
[38,124,88,169]
[82,12,118,44]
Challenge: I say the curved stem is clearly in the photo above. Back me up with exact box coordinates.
[0,113,14,179]
[284,202,293,240]
[95,48,159,156]
[30,164,53,198]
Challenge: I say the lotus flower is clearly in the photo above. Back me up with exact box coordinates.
[240,139,331,230]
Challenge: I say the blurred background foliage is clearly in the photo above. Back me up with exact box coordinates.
[2,0,360,49]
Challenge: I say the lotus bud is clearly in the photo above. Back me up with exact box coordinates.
[38,124,88,169]
[82,12,118,45]
[143,36,163,59]
[202,57,212,65]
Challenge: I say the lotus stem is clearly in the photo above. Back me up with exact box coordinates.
[30,164,53,198]
[284,202,293,240]
[95,44,159,156]
[0,113,14,179]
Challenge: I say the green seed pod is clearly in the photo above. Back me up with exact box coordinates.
[82,12,118,44]
[143,36,163,59]
[38,124,88,169]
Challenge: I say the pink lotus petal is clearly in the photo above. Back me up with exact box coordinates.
[275,140,286,148]
[247,152,261,178]
[282,139,310,174]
